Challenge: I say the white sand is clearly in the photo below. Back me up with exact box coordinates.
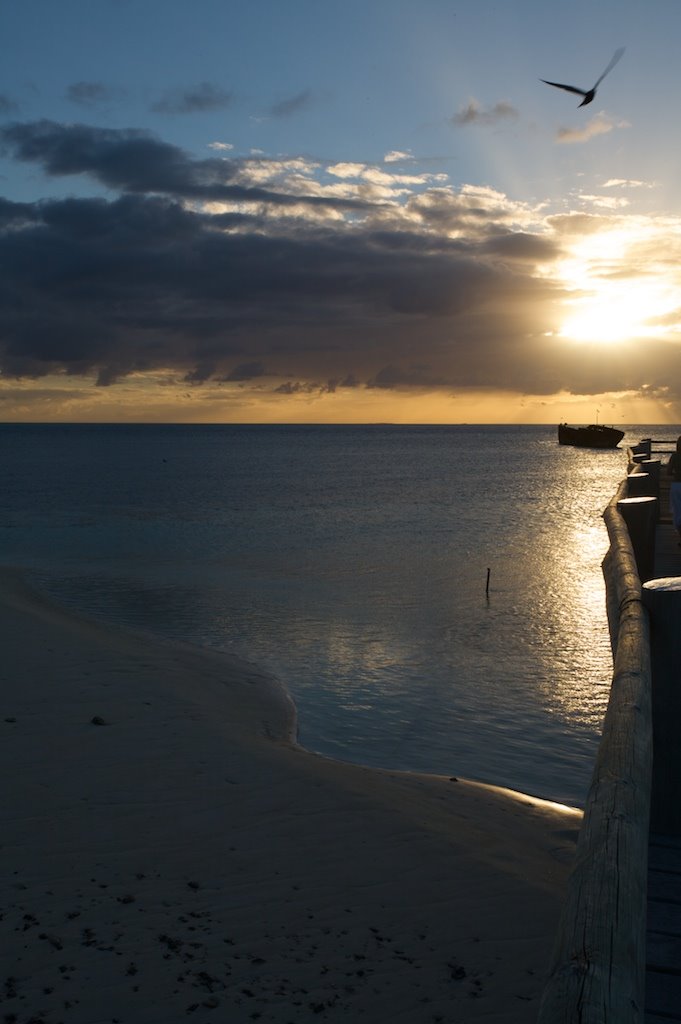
[0,569,581,1023]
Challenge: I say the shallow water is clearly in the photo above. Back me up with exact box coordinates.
[1,422,671,805]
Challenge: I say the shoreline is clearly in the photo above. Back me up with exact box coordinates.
[1,569,580,1023]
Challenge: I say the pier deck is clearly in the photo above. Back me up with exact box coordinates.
[646,835,681,1021]
[646,467,681,1022]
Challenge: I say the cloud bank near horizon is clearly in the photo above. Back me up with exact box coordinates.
[1,118,680,414]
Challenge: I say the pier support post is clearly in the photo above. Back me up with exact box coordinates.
[617,495,658,582]
[640,459,662,510]
[631,438,653,459]
[642,577,681,835]
[626,472,652,498]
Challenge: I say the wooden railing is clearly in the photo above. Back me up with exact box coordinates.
[537,479,652,1023]
[632,437,676,459]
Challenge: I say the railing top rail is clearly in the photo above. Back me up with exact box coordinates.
[630,439,674,459]
[640,438,675,448]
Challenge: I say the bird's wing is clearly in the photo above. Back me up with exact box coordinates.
[540,79,588,97]
[593,46,625,89]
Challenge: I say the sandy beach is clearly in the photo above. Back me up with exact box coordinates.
[0,569,581,1023]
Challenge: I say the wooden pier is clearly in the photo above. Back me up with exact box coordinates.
[645,464,681,1023]
[538,438,681,1024]
[646,834,681,1021]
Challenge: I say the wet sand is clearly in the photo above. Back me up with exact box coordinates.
[0,569,580,1023]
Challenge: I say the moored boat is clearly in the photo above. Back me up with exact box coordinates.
[558,423,624,449]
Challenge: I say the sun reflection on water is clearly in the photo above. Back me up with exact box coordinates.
[2,423,649,806]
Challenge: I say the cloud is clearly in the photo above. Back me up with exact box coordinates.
[555,113,629,145]
[1,117,681,407]
[152,83,232,114]
[384,150,413,163]
[576,193,630,211]
[0,120,372,211]
[453,100,518,126]
[481,231,558,261]
[225,361,266,381]
[366,365,445,390]
[268,89,313,118]
[274,380,327,395]
[0,180,552,388]
[325,375,359,392]
[208,141,234,152]
[603,178,655,190]
[547,212,609,237]
[67,82,122,107]
[0,197,38,227]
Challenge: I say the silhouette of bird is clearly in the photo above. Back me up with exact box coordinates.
[541,47,625,106]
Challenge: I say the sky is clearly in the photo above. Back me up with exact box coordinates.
[1,0,681,423]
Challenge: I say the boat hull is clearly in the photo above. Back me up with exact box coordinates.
[558,424,624,449]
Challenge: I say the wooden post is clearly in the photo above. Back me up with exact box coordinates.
[537,492,652,1024]
[641,577,681,835]
[616,496,657,582]
[640,459,661,511]
[626,472,652,498]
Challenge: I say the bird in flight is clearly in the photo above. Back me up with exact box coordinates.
[541,47,625,106]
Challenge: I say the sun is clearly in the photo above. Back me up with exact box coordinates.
[560,284,666,344]
[555,227,679,345]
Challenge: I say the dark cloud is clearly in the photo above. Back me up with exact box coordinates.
[404,188,516,233]
[0,120,372,212]
[269,89,313,118]
[152,83,232,114]
[225,361,267,381]
[325,375,359,392]
[67,82,121,107]
[274,381,319,394]
[481,232,558,261]
[366,365,446,389]
[184,362,218,384]
[0,184,553,389]
[2,118,675,404]
[0,197,38,227]
[453,100,518,126]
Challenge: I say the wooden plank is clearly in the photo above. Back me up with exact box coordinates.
[647,900,681,935]
[645,969,681,1019]
[642,581,681,835]
[647,931,681,973]
[649,847,681,872]
[649,870,681,902]
[642,453,681,1020]
[654,523,681,579]
[649,834,681,861]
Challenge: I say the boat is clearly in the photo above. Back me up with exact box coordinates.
[558,423,624,449]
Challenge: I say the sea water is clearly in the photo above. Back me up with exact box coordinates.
[1,423,672,806]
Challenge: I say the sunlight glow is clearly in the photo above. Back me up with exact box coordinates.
[561,282,674,344]
[556,227,681,345]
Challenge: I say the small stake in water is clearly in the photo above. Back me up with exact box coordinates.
[486,567,491,599]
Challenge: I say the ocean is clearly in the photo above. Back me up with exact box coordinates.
[1,422,672,806]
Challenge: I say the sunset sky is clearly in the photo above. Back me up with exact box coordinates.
[1,0,680,423]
